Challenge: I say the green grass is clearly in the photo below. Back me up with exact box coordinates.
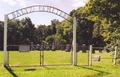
[0,50,120,77]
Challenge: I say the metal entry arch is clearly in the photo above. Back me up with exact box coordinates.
[4,5,77,66]
[7,5,71,20]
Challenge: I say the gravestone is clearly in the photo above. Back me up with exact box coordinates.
[99,49,102,53]
[40,44,44,51]
[93,55,100,61]
[106,49,110,53]
[19,45,30,52]
[36,44,40,50]
[92,49,95,53]
[76,43,79,52]
[46,43,50,50]
[52,42,56,51]
[65,44,71,52]
[31,42,35,50]
[82,44,86,53]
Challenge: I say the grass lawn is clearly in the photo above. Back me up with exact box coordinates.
[0,50,120,77]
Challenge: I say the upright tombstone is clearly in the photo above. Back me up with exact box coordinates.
[92,49,95,53]
[65,44,71,52]
[106,49,110,53]
[52,42,56,51]
[92,44,95,53]
[99,49,102,53]
[93,55,100,61]
[82,44,86,53]
[76,43,79,52]
[46,43,50,50]
[36,44,40,50]
[19,45,30,52]
[40,44,44,51]
[31,42,35,50]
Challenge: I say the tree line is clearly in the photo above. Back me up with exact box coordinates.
[0,0,120,50]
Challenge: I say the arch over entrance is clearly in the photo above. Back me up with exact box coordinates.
[4,5,77,66]
[7,5,70,20]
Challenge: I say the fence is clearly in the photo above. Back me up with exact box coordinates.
[6,44,73,67]
[89,45,117,66]
[2,44,119,67]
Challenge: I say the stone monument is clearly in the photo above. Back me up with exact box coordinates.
[93,55,100,61]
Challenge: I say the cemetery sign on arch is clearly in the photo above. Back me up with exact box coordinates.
[7,5,70,20]
[4,5,77,66]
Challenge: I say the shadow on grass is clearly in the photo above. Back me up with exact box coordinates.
[5,66,18,77]
[77,65,110,77]
[24,68,36,71]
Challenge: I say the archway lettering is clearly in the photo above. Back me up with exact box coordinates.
[8,5,70,20]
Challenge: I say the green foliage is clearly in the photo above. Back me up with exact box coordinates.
[51,19,59,34]
[45,35,55,44]
[84,0,120,22]
[7,17,36,45]
[35,25,47,44]
[83,0,120,58]
[70,7,94,45]
[0,21,4,50]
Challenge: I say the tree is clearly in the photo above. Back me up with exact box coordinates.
[62,19,73,44]
[83,0,120,46]
[51,19,59,35]
[7,19,21,45]
[84,0,120,22]
[20,17,35,44]
[0,21,4,50]
[83,0,120,62]
[45,35,55,44]
[35,25,47,44]
[70,7,94,46]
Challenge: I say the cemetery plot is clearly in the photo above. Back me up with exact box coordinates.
[92,47,114,66]
[7,45,42,66]
[77,46,89,66]
[7,45,73,66]
[43,45,72,65]
[8,51,40,66]
[44,50,72,65]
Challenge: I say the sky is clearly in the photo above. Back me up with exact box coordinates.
[0,0,88,26]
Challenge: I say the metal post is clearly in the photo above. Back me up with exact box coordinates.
[88,48,89,66]
[42,50,44,66]
[7,51,9,66]
[89,45,92,66]
[4,14,8,66]
[73,17,77,66]
[40,50,41,66]
[114,46,117,65]
[71,49,73,64]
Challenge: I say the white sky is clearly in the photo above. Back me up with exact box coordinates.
[0,0,88,26]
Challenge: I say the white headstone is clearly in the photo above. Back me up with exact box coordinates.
[93,55,100,61]
[19,45,30,52]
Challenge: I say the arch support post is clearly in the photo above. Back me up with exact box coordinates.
[4,14,8,67]
[89,45,92,66]
[73,17,77,66]
[114,46,117,65]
